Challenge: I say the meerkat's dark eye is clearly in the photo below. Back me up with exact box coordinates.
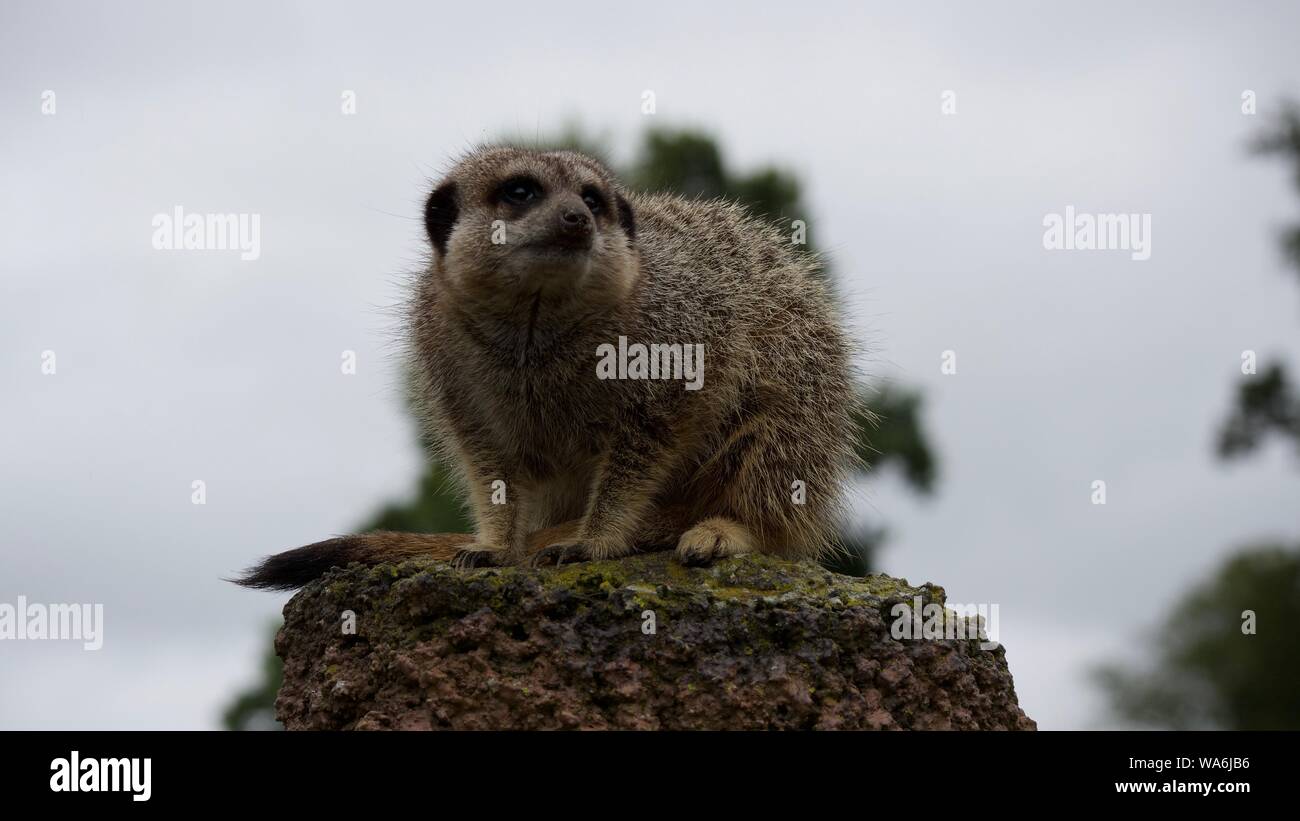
[581,186,606,214]
[498,176,543,206]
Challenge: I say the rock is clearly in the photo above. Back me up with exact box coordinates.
[274,552,1036,730]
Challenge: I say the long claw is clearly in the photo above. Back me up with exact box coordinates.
[452,547,505,569]
[530,541,591,567]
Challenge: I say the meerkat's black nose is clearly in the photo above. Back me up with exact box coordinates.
[560,208,591,231]
[555,207,593,249]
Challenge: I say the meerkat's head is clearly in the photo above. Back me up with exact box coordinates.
[423,147,638,312]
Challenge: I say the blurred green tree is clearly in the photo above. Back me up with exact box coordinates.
[221,621,283,731]
[1097,102,1300,730]
[1094,545,1300,729]
[222,127,938,727]
[1216,103,1300,460]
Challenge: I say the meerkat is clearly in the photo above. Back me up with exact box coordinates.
[236,146,856,591]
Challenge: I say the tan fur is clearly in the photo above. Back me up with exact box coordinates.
[675,517,756,566]
[234,520,582,590]
[236,145,857,590]
[410,147,856,568]
[351,520,579,564]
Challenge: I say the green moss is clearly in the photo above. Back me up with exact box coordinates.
[301,550,941,652]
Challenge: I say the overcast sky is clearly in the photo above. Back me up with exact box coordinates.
[2,0,1298,730]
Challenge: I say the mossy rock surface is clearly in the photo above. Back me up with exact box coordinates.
[275,552,1036,730]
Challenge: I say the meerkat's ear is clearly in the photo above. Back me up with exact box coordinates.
[424,181,459,256]
[615,193,636,242]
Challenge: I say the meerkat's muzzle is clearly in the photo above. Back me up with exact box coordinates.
[547,203,595,251]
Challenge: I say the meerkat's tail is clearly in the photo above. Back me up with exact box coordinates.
[232,520,581,591]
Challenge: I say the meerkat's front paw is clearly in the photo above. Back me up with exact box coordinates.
[675,518,755,567]
[528,540,594,567]
[451,544,515,569]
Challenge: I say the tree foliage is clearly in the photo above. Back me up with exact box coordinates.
[1095,545,1300,729]
[1098,102,1300,730]
[1215,103,1300,460]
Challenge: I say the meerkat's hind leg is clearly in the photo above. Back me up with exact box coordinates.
[450,544,510,569]
[528,506,691,567]
[528,540,594,567]
[675,516,756,567]
[453,519,583,569]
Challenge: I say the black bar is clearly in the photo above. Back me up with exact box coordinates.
[5,730,1287,807]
